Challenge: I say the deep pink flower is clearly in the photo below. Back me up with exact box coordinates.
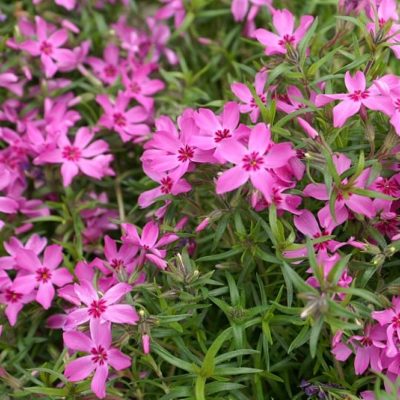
[121,220,178,269]
[231,70,268,123]
[255,9,314,55]
[155,0,186,29]
[14,245,73,309]
[121,64,165,111]
[216,123,295,198]
[66,281,138,328]
[139,166,191,208]
[19,17,76,78]
[97,93,149,142]
[0,234,47,270]
[34,127,113,187]
[304,153,376,229]
[64,321,131,399]
[0,273,35,326]
[315,71,389,127]
[87,44,121,85]
[372,297,400,357]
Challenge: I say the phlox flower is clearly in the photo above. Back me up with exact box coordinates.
[121,220,178,269]
[315,71,389,127]
[372,297,400,357]
[34,127,113,187]
[66,281,138,328]
[304,153,376,229]
[64,320,131,399]
[19,17,76,78]
[87,44,121,85]
[155,0,186,29]
[14,244,73,309]
[216,123,295,199]
[97,92,149,142]
[255,9,314,55]
[231,70,268,123]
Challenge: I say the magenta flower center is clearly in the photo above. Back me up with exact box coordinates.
[40,41,53,55]
[110,258,125,270]
[395,99,400,111]
[376,179,398,196]
[278,34,295,47]
[36,267,52,283]
[160,176,173,194]
[113,112,127,127]
[214,128,232,143]
[5,289,23,303]
[250,95,266,108]
[348,90,369,102]
[177,145,195,162]
[360,336,372,347]
[242,152,264,171]
[88,298,107,318]
[62,146,81,161]
[392,314,400,328]
[271,188,283,205]
[130,82,141,94]
[91,345,108,365]
[104,64,117,78]
[379,18,387,28]
[313,230,329,251]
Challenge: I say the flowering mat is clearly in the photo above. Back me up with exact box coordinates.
[1,0,400,399]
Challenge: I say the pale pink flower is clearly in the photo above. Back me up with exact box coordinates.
[64,321,131,399]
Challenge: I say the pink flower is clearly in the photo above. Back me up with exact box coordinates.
[0,234,47,270]
[139,167,191,208]
[64,321,131,399]
[87,44,121,85]
[97,93,149,142]
[19,17,76,78]
[66,281,138,328]
[14,244,73,309]
[304,153,376,229]
[192,102,241,154]
[372,297,400,357]
[216,123,295,198]
[142,334,151,354]
[255,9,314,55]
[231,70,268,123]
[315,71,389,127]
[0,273,36,326]
[121,221,178,269]
[121,64,165,111]
[34,127,113,187]
[155,0,186,29]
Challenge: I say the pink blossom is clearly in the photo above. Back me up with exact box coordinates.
[231,70,268,123]
[139,166,191,208]
[64,321,131,399]
[315,71,389,127]
[97,93,149,142]
[19,17,76,78]
[155,0,186,29]
[121,220,178,269]
[255,9,314,55]
[304,153,376,229]
[14,244,73,309]
[142,333,151,354]
[372,297,400,357]
[87,44,121,85]
[66,281,138,329]
[34,127,113,187]
[121,64,165,111]
[216,123,295,198]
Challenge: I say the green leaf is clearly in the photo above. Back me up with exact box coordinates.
[196,248,242,262]
[309,316,324,358]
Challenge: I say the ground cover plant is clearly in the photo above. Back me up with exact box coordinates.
[1,0,400,399]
